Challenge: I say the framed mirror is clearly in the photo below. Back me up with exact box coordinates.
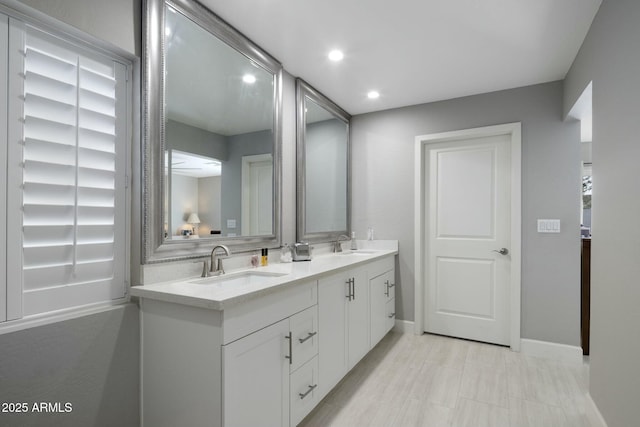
[296,79,351,243]
[143,0,282,262]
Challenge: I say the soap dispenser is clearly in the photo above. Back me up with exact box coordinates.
[350,232,358,250]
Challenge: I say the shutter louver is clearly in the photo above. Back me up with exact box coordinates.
[16,27,126,315]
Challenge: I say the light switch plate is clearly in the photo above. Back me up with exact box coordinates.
[537,219,561,233]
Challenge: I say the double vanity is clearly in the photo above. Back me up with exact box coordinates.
[136,1,393,425]
[132,242,397,427]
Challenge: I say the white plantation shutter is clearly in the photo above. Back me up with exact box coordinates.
[1,13,8,322]
[6,21,128,319]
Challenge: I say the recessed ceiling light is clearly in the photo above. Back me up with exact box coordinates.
[242,74,256,84]
[328,50,344,62]
[367,91,380,99]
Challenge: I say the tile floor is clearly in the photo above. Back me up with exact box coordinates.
[299,331,598,427]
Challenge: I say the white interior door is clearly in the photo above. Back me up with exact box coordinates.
[424,134,511,345]
[241,154,272,236]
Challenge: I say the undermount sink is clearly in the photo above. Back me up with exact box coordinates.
[190,270,287,286]
[336,249,379,256]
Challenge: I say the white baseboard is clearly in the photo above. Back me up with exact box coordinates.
[520,338,583,364]
[586,393,608,427]
[393,319,414,334]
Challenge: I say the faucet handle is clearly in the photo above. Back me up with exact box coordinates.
[201,259,210,277]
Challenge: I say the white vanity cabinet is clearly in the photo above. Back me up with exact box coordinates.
[317,266,369,399]
[222,304,319,427]
[369,257,396,347]
[135,246,399,427]
[139,280,317,427]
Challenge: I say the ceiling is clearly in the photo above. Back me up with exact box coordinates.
[199,0,602,115]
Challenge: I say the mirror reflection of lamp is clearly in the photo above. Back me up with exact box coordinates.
[187,213,200,236]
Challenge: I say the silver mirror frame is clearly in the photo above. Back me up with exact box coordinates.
[143,0,283,263]
[296,78,351,243]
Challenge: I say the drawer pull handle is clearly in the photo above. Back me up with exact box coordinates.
[298,331,317,344]
[285,333,292,365]
[388,312,396,319]
[299,384,318,400]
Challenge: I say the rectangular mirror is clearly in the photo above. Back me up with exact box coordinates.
[143,0,282,262]
[296,79,351,242]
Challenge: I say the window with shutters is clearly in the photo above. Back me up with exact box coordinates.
[1,14,130,323]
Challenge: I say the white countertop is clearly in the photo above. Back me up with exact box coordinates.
[130,242,398,311]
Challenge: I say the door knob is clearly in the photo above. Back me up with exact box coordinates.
[493,248,509,255]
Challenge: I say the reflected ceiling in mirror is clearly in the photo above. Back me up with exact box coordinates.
[165,6,274,136]
[143,0,282,263]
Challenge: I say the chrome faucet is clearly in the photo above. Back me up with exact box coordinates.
[210,244,231,276]
[334,235,351,253]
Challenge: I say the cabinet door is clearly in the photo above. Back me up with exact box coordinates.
[318,272,349,399]
[370,272,388,346]
[223,318,290,427]
[348,267,369,369]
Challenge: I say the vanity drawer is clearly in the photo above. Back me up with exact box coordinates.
[223,280,317,344]
[385,298,396,333]
[290,356,319,427]
[367,256,395,279]
[289,305,319,372]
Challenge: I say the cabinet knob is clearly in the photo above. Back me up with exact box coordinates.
[388,312,396,319]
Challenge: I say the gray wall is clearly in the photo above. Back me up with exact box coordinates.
[351,81,582,346]
[306,119,348,233]
[166,119,228,161]
[0,2,142,427]
[0,305,139,427]
[564,0,640,425]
